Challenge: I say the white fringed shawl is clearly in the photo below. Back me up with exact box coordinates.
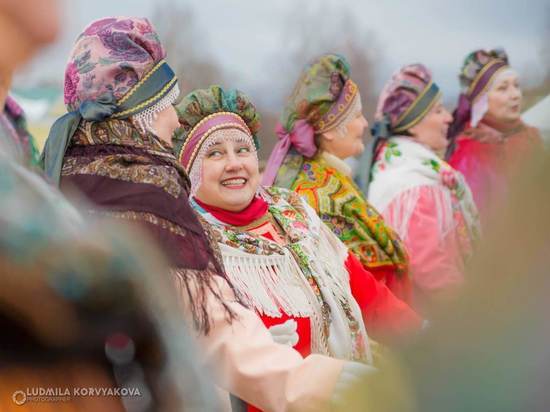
[194,190,372,363]
[368,137,479,245]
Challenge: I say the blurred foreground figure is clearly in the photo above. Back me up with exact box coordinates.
[447,49,542,227]
[0,95,40,167]
[0,0,57,167]
[340,149,550,411]
[0,155,217,411]
[0,0,60,77]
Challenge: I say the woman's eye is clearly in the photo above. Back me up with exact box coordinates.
[207,150,223,158]
[236,146,251,154]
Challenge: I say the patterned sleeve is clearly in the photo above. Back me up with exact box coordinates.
[319,210,381,271]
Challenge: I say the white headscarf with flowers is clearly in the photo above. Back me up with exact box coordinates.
[368,136,479,246]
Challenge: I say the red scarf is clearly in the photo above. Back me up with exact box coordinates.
[194,196,269,226]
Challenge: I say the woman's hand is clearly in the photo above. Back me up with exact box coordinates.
[268,319,299,347]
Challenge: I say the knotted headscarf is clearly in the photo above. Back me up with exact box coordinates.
[357,64,441,194]
[262,54,362,187]
[41,17,179,184]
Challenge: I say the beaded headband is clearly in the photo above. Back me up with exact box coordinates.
[314,79,359,133]
[178,112,253,173]
[111,60,178,119]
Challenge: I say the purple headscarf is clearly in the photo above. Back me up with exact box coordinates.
[447,49,510,146]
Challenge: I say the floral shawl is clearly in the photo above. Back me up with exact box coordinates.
[291,152,410,275]
[59,118,238,333]
[369,136,480,259]
[192,187,372,364]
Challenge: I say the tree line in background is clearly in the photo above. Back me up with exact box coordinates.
[152,0,381,159]
[154,0,549,160]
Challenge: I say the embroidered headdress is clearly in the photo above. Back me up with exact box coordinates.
[357,63,441,194]
[262,54,363,187]
[448,48,511,141]
[372,64,441,138]
[174,85,260,196]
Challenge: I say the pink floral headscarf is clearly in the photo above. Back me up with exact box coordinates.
[64,17,165,111]
[42,17,179,184]
[374,63,436,133]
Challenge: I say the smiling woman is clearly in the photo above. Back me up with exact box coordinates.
[175,87,423,412]
[195,126,260,211]
[42,18,367,412]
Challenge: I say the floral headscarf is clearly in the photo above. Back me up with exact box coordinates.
[42,16,179,184]
[262,54,362,187]
[357,64,442,194]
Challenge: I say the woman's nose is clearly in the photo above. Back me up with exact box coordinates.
[510,86,522,101]
[362,115,369,130]
[443,108,453,124]
[224,151,243,171]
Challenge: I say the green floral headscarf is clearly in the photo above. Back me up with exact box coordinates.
[263,54,361,187]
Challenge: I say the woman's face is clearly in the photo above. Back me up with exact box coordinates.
[195,132,260,212]
[409,100,452,154]
[486,71,522,123]
[321,110,369,159]
[152,105,180,146]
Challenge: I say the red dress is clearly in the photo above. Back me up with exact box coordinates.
[449,121,541,226]
[196,195,421,411]
[197,196,422,348]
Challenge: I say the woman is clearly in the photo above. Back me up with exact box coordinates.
[41,17,363,411]
[366,64,480,314]
[447,49,542,226]
[175,85,422,365]
[262,54,412,303]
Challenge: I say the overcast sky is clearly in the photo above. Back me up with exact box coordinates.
[15,0,549,110]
